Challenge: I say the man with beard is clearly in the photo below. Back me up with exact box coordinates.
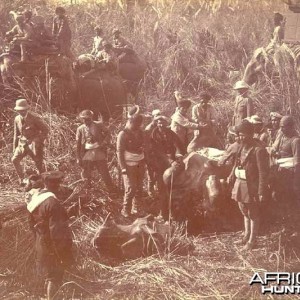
[230,120,269,250]
[148,115,185,220]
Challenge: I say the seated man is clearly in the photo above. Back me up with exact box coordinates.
[147,115,185,220]
[171,97,201,150]
[6,14,35,61]
[112,29,133,49]
[91,26,105,56]
[188,93,220,152]
[266,12,285,54]
[96,41,118,74]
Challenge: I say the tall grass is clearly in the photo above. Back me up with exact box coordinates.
[1,1,300,299]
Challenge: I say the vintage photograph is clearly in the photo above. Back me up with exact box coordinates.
[0,0,300,299]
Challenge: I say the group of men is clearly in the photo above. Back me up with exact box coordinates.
[4,6,300,297]
[5,7,72,61]
[4,6,134,69]
[7,74,300,297]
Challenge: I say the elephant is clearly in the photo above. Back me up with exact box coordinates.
[0,51,76,111]
[115,48,147,97]
[74,63,127,121]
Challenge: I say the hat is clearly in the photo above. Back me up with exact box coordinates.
[79,110,94,119]
[200,92,212,103]
[177,99,191,109]
[41,171,64,182]
[154,115,169,123]
[55,7,66,14]
[233,80,250,90]
[113,28,121,35]
[274,12,284,22]
[94,26,103,32]
[151,109,161,117]
[128,105,140,119]
[280,115,295,127]
[236,119,254,135]
[270,112,283,119]
[249,115,263,124]
[14,98,30,111]
[228,125,238,135]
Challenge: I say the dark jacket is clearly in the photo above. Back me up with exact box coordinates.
[233,139,269,200]
[29,192,73,266]
[149,127,185,161]
[13,112,49,150]
[52,15,71,41]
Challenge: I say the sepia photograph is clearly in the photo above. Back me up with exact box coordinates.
[0,0,300,298]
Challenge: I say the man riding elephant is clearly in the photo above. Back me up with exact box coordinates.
[6,14,35,62]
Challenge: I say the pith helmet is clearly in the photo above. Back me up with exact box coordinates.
[233,80,250,90]
[113,28,121,35]
[177,99,192,109]
[79,110,94,119]
[249,115,263,124]
[14,98,30,111]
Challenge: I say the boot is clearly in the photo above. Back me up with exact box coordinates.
[235,217,250,245]
[243,219,259,250]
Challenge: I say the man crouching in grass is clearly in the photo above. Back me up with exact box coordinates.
[26,171,74,299]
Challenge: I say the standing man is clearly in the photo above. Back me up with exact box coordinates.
[76,110,115,193]
[148,115,185,220]
[12,99,49,184]
[26,171,73,300]
[230,120,269,250]
[52,7,73,58]
[117,106,145,217]
[231,81,253,126]
[188,92,219,151]
[171,98,200,150]
[145,109,161,197]
[271,116,300,230]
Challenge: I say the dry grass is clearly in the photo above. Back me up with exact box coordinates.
[1,0,300,299]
